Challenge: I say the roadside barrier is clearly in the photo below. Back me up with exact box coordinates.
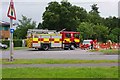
[80,43,120,50]
[97,43,119,50]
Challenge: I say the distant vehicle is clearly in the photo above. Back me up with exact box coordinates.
[0,43,8,49]
[26,29,80,50]
[83,40,92,45]
[81,40,92,49]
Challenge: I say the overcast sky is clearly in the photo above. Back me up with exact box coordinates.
[0,0,119,26]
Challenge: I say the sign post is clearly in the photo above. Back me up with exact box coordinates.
[7,0,16,61]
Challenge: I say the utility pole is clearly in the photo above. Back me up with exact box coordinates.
[7,0,16,61]
[9,19,14,61]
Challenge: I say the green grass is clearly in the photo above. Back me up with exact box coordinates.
[2,59,118,64]
[14,47,29,50]
[0,69,1,78]
[2,67,118,78]
[90,49,119,55]
[99,49,119,55]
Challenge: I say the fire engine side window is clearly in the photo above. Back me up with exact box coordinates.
[74,34,79,38]
[34,35,38,38]
[65,33,71,38]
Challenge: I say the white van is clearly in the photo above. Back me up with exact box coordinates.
[83,40,92,45]
[82,40,93,49]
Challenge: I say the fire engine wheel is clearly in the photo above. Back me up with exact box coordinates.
[64,48,69,50]
[70,45,75,50]
[43,45,49,51]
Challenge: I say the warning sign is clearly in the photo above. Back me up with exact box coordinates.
[7,0,16,20]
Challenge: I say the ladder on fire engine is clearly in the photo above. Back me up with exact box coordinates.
[27,29,57,34]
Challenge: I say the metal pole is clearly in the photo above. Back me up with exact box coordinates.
[9,19,13,61]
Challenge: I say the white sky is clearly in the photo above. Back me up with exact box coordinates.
[0,0,119,26]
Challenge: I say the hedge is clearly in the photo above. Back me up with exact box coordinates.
[2,40,22,47]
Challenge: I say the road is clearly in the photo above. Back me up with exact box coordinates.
[2,63,118,68]
[1,48,118,60]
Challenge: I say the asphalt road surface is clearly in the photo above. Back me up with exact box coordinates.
[2,63,118,68]
[1,48,118,60]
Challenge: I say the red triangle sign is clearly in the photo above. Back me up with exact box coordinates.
[7,0,16,20]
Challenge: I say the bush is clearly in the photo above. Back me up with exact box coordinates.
[14,40,22,47]
[2,39,22,47]
[2,40,9,47]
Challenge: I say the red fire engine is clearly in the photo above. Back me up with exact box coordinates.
[27,29,80,50]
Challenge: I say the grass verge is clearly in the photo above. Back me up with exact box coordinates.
[99,49,119,55]
[90,49,119,55]
[2,59,118,64]
[2,66,118,78]
[2,47,28,50]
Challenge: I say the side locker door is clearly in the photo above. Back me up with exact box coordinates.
[32,34,40,48]
[40,34,50,43]
[51,34,62,48]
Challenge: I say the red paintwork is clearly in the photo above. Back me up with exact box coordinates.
[60,31,80,43]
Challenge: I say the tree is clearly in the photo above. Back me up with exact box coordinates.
[93,25,109,42]
[77,22,94,41]
[42,1,87,31]
[87,4,102,25]
[108,28,120,42]
[14,15,36,39]
[37,23,43,29]
[41,1,119,42]
[103,16,119,32]
[77,22,109,42]
[90,4,99,14]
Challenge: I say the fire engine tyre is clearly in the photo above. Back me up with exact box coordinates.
[38,48,42,50]
[43,45,49,51]
[64,48,69,50]
[70,45,75,50]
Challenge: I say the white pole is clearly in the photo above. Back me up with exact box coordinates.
[9,19,14,61]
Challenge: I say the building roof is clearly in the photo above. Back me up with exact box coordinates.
[0,21,10,26]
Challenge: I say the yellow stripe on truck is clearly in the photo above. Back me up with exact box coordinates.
[64,38,71,43]
[54,38,60,41]
[44,38,49,41]
[33,38,38,41]
[74,39,80,43]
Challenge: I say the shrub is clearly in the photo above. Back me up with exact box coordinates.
[2,39,22,47]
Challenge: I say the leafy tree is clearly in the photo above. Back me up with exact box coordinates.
[87,4,102,25]
[77,22,94,40]
[41,1,119,42]
[93,25,109,42]
[42,1,87,31]
[14,15,36,39]
[103,16,119,32]
[90,4,99,14]
[77,22,109,42]
[108,28,120,42]
[42,1,61,30]
[37,22,43,29]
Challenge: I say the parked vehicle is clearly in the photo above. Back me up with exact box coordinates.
[81,40,92,49]
[26,29,80,50]
[0,42,8,49]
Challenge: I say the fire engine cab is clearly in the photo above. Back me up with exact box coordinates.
[27,29,80,50]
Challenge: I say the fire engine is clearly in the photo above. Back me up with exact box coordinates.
[26,29,80,50]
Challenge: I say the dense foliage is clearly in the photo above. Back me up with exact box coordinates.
[2,40,22,47]
[14,1,119,42]
[41,1,87,31]
[14,15,36,39]
[40,1,119,42]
